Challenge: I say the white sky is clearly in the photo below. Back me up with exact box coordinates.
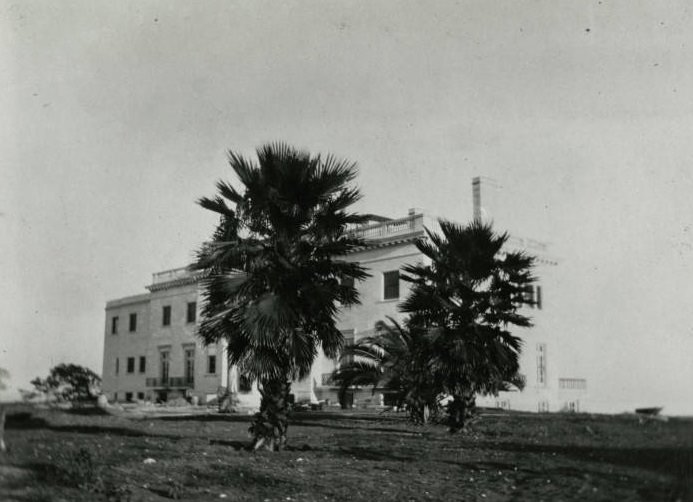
[1,1,692,413]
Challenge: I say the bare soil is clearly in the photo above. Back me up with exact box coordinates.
[0,404,691,501]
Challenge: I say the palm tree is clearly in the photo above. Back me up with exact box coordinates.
[192,143,369,450]
[331,317,440,424]
[400,219,535,432]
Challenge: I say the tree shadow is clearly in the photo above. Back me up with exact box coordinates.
[484,440,693,500]
[158,413,253,424]
[490,441,693,479]
[63,406,111,416]
[289,419,421,436]
[207,439,248,450]
[5,412,182,440]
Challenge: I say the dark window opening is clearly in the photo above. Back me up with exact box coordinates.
[125,392,133,402]
[162,306,171,326]
[137,392,145,400]
[129,313,137,332]
[184,349,195,384]
[160,351,170,381]
[207,355,217,374]
[536,285,543,309]
[115,358,119,375]
[524,285,536,308]
[127,357,135,374]
[383,271,400,300]
[187,302,197,323]
[139,356,146,373]
[239,374,253,393]
[111,316,119,334]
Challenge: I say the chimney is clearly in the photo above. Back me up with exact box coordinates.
[472,176,481,221]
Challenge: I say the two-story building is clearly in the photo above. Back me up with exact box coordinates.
[102,180,586,412]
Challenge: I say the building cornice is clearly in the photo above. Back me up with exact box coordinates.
[105,293,151,309]
[354,232,424,252]
[146,275,202,293]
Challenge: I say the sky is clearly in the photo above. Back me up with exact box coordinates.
[1,1,692,414]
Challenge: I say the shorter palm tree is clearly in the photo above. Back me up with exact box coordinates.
[332,317,441,424]
[401,219,535,432]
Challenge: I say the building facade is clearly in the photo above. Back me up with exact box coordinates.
[102,268,229,405]
[102,182,586,412]
[101,210,429,408]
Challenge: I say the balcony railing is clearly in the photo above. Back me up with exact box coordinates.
[348,213,423,241]
[145,377,194,388]
[151,267,193,285]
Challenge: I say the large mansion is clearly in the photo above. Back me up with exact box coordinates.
[102,180,587,412]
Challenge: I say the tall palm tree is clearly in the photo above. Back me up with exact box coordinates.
[192,143,369,450]
[400,219,535,432]
[331,317,440,424]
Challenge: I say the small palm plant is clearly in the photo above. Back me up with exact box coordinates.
[332,317,441,424]
[193,143,369,450]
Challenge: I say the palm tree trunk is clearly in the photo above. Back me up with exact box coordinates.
[250,378,291,451]
[447,390,476,433]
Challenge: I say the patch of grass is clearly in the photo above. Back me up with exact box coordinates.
[1,404,691,501]
[43,446,103,489]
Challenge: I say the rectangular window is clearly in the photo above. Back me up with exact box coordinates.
[139,356,146,373]
[125,392,133,402]
[536,286,543,310]
[524,285,535,308]
[340,329,355,365]
[187,302,197,323]
[184,348,195,384]
[115,357,119,375]
[341,276,355,289]
[536,343,547,386]
[111,316,119,334]
[559,378,586,390]
[239,374,252,393]
[129,313,137,332]
[137,392,145,400]
[383,271,400,300]
[127,357,135,374]
[160,351,170,382]
[162,305,171,326]
[207,355,216,374]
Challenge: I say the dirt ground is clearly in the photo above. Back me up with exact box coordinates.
[0,404,691,501]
